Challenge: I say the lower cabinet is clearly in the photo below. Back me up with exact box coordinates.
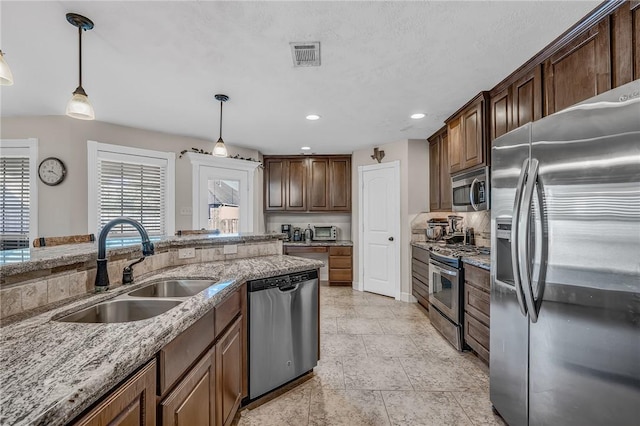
[160,347,216,426]
[71,360,156,426]
[411,246,430,310]
[216,317,243,426]
[328,246,352,286]
[463,263,490,364]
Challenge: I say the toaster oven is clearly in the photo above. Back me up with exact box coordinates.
[313,226,337,241]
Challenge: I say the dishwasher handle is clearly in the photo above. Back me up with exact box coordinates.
[278,283,299,293]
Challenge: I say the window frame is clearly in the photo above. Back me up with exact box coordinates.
[0,138,38,248]
[87,140,175,237]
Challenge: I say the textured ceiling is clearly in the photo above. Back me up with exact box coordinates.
[0,1,600,155]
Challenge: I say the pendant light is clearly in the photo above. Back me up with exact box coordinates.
[65,13,95,120]
[0,50,14,86]
[213,94,229,157]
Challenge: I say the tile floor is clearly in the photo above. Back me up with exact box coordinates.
[237,285,506,426]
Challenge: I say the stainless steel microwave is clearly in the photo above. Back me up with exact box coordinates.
[451,167,490,212]
[313,226,337,241]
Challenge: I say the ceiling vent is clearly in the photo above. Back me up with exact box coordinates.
[290,42,321,67]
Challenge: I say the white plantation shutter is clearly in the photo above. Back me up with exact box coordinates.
[89,141,175,238]
[0,157,30,250]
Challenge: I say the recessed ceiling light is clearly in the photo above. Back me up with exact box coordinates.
[301,146,311,150]
[411,113,426,119]
[306,114,321,120]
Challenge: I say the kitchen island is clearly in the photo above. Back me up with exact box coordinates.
[0,237,322,426]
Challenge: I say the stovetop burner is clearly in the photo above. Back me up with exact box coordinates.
[428,244,490,268]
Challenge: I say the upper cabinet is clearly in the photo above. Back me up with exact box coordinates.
[264,155,351,213]
[428,126,451,212]
[446,92,489,175]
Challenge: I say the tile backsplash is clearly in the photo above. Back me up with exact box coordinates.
[411,210,491,247]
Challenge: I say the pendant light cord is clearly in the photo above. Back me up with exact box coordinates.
[219,101,223,140]
[78,26,83,88]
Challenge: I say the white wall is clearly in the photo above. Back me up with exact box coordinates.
[351,139,428,300]
[265,213,352,241]
[0,116,264,237]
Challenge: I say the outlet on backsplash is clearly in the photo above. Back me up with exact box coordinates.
[411,211,491,246]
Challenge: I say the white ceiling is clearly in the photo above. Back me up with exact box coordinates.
[1,1,600,155]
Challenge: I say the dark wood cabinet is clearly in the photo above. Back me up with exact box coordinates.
[446,92,489,174]
[72,360,156,426]
[427,126,451,212]
[544,17,611,115]
[328,246,352,285]
[264,155,351,213]
[411,246,430,311]
[611,1,640,87]
[490,86,511,142]
[463,263,490,364]
[216,316,242,426]
[160,348,216,426]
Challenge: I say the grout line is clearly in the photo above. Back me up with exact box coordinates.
[379,389,394,426]
[397,356,416,391]
[449,391,477,425]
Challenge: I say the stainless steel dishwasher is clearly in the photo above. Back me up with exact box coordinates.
[247,269,319,400]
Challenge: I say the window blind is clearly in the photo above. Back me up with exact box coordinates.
[97,159,166,236]
[0,157,30,250]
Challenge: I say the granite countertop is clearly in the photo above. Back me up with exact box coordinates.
[283,240,353,247]
[0,255,323,426]
[0,233,285,277]
[411,241,491,271]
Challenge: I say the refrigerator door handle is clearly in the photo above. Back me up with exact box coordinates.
[511,158,529,316]
[518,157,540,322]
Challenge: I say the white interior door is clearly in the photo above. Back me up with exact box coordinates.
[360,161,400,298]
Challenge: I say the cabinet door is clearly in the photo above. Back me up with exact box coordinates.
[264,159,286,211]
[286,159,307,211]
[447,116,463,174]
[634,4,640,80]
[308,158,329,211]
[544,18,611,115]
[428,140,441,211]
[160,346,216,426]
[512,66,542,128]
[462,101,484,170]
[490,86,511,142]
[329,157,351,212]
[216,316,243,426]
[72,360,156,426]
[439,133,452,211]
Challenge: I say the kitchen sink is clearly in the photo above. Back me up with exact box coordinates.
[58,299,183,323]
[127,280,218,298]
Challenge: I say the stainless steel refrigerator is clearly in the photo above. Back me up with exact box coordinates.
[490,79,640,426]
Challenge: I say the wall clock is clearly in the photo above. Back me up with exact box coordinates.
[38,157,67,186]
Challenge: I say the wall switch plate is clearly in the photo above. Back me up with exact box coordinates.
[223,244,238,255]
[179,207,192,215]
[178,248,196,259]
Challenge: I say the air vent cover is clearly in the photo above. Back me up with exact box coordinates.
[290,42,321,67]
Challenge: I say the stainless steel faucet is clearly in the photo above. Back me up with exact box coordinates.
[95,217,155,290]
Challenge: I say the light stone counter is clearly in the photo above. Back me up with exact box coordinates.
[0,255,323,426]
[283,240,353,247]
[411,241,490,271]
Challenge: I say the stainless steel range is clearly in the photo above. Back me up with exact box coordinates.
[428,245,489,350]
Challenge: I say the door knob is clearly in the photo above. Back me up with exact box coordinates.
[388,237,394,241]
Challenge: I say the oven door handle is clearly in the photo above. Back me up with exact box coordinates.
[470,178,480,211]
[429,263,458,277]
[511,158,529,316]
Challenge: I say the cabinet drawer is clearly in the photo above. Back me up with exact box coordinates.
[411,259,429,283]
[412,246,430,265]
[329,256,351,269]
[215,288,242,338]
[464,314,489,364]
[285,246,327,254]
[412,277,429,301]
[464,263,490,291]
[464,284,490,326]
[158,310,215,395]
[329,269,352,282]
[329,246,352,256]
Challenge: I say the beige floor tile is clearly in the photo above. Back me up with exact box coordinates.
[362,335,422,357]
[320,305,357,319]
[323,296,370,307]
[399,355,489,392]
[237,386,310,426]
[452,392,507,426]
[382,390,473,426]
[378,317,432,335]
[306,357,345,390]
[363,293,400,307]
[354,305,396,319]
[321,334,367,357]
[309,389,390,426]
[337,318,384,335]
[320,317,337,334]
[391,306,430,320]
[410,332,461,357]
[342,356,413,391]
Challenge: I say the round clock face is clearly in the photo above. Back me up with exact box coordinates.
[38,157,66,186]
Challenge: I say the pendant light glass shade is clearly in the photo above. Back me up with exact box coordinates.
[0,50,14,86]
[213,138,228,157]
[66,87,95,120]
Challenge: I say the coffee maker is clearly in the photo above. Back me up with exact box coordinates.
[281,224,292,242]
